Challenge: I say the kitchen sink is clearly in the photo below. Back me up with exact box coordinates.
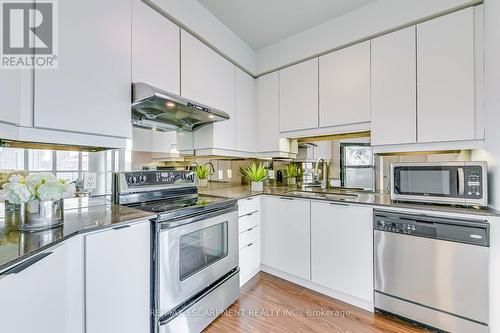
[285,190,359,201]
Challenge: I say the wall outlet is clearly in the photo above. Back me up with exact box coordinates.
[83,172,97,191]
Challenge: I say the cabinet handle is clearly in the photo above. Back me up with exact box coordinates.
[246,197,254,201]
[279,197,294,200]
[113,225,131,230]
[246,243,254,248]
[1,252,52,276]
[247,227,254,232]
[329,202,349,207]
[241,211,257,218]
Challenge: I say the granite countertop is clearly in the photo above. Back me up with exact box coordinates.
[199,182,500,218]
[0,196,155,271]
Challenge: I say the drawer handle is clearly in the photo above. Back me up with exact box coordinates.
[246,242,254,248]
[247,227,254,232]
[1,252,52,276]
[329,202,349,207]
[113,225,131,230]
[279,197,294,200]
[246,197,254,201]
[243,211,258,217]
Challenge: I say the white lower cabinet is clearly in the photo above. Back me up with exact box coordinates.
[0,238,84,333]
[238,197,261,286]
[311,202,373,303]
[261,197,311,280]
[85,221,151,333]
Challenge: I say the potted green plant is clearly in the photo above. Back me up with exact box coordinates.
[240,163,267,192]
[283,163,300,186]
[195,165,210,187]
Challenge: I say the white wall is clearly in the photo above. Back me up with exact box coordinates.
[147,0,256,74]
[472,0,500,210]
[256,0,480,74]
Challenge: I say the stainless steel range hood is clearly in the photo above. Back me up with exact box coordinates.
[131,83,230,132]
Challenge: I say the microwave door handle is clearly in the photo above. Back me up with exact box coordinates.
[458,168,465,196]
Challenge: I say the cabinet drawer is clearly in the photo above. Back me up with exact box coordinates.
[239,212,260,233]
[238,197,259,217]
[239,225,260,250]
[239,239,260,286]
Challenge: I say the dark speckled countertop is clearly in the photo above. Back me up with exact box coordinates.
[199,182,500,218]
[0,196,155,271]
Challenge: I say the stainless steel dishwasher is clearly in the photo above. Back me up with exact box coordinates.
[374,210,489,333]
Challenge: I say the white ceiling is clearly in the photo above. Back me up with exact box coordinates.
[198,0,378,51]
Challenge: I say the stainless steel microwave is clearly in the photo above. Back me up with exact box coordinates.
[390,161,488,207]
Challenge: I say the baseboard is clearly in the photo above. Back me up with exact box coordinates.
[260,264,374,313]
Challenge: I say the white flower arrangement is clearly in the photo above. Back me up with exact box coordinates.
[0,172,76,204]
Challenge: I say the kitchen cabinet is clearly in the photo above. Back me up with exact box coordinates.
[371,27,417,146]
[311,202,373,302]
[85,221,151,333]
[235,68,258,152]
[319,41,370,128]
[417,8,475,143]
[181,30,236,151]
[279,58,319,132]
[261,197,310,280]
[238,197,261,286]
[132,0,180,95]
[0,71,32,126]
[0,238,84,333]
[34,0,132,138]
[258,72,281,152]
[132,127,178,155]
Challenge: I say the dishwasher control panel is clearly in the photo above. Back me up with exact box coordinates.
[374,211,489,247]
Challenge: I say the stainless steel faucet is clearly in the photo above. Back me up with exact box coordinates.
[314,158,329,190]
[203,162,216,176]
[187,161,199,171]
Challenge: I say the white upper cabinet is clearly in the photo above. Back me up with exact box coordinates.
[132,127,177,154]
[181,30,235,150]
[311,202,373,303]
[417,8,475,143]
[0,71,32,126]
[261,197,311,280]
[371,27,417,146]
[258,72,280,152]
[319,41,370,128]
[0,239,84,333]
[235,68,258,152]
[279,58,319,132]
[34,0,132,138]
[85,221,151,333]
[132,0,180,94]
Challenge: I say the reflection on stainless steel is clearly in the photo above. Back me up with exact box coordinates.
[18,200,64,231]
[374,210,489,332]
[19,226,63,255]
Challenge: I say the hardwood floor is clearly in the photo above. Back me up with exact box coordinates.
[204,272,430,333]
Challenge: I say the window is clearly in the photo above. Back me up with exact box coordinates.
[56,151,79,170]
[28,149,53,171]
[0,148,24,170]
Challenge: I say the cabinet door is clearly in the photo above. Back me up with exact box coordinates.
[319,41,370,127]
[279,58,319,132]
[132,127,177,154]
[0,71,32,126]
[235,68,258,152]
[132,0,180,94]
[258,72,280,152]
[417,8,475,142]
[181,30,235,150]
[0,239,84,333]
[34,0,132,138]
[371,27,417,145]
[261,197,310,280]
[85,221,150,333]
[311,202,373,302]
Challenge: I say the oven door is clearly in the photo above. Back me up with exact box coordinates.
[391,164,465,205]
[158,206,238,314]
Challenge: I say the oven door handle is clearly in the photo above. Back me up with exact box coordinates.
[159,206,237,231]
[458,168,465,196]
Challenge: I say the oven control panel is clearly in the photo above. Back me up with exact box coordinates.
[124,170,195,187]
[464,166,483,199]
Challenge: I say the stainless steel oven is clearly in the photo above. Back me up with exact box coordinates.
[390,161,487,206]
[157,206,238,315]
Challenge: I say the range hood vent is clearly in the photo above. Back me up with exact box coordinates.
[131,83,229,132]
